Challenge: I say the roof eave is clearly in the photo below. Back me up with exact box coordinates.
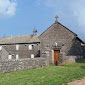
[0,42,40,45]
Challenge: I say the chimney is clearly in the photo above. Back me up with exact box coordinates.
[55,15,59,24]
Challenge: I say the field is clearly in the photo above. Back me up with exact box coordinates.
[0,61,85,85]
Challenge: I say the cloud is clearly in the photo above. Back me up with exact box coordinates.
[0,0,17,17]
[37,0,85,39]
[72,0,85,28]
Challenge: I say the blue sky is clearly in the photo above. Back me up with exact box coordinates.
[0,0,85,40]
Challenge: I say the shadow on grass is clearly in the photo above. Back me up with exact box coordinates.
[77,60,85,69]
[81,66,85,69]
[76,59,85,63]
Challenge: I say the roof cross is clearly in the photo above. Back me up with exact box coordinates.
[55,15,59,23]
[55,16,59,19]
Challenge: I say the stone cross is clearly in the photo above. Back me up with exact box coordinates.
[55,15,59,23]
[55,16,59,19]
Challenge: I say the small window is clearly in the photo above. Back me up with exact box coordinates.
[16,45,19,50]
[29,45,32,50]
[31,54,34,58]
[0,46,2,51]
[16,54,19,60]
[28,45,34,50]
[8,55,12,60]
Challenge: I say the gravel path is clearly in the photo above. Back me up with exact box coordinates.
[68,77,85,85]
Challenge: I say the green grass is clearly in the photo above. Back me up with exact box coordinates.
[64,60,85,67]
[0,61,85,85]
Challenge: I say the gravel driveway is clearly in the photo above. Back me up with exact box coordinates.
[68,77,85,85]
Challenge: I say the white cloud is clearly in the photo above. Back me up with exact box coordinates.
[0,0,17,17]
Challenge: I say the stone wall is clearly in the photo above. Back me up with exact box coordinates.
[0,43,40,60]
[84,46,85,58]
[0,58,49,73]
[66,39,84,56]
[39,22,76,63]
[63,56,84,63]
[40,22,84,64]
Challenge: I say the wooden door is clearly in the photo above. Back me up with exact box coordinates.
[54,50,60,64]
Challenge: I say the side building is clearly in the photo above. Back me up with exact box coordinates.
[0,34,40,60]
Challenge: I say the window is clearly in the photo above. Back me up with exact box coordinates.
[31,54,34,58]
[29,45,32,50]
[0,46,2,51]
[16,45,19,50]
[8,55,12,60]
[28,45,33,50]
[16,54,19,60]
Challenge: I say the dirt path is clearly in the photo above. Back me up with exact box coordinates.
[68,77,85,85]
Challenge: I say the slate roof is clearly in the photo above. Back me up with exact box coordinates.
[0,34,40,44]
[40,22,77,37]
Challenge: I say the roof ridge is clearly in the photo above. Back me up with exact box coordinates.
[0,34,40,39]
[0,34,40,44]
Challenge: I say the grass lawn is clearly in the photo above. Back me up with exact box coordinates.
[64,60,85,68]
[0,61,85,85]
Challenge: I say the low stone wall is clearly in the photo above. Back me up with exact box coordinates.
[63,56,84,63]
[0,58,49,73]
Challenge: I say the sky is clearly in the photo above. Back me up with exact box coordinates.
[0,0,85,41]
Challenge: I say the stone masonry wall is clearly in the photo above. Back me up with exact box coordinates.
[0,43,40,60]
[0,58,49,73]
[63,56,84,63]
[40,22,76,63]
[84,46,85,58]
[40,22,84,64]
